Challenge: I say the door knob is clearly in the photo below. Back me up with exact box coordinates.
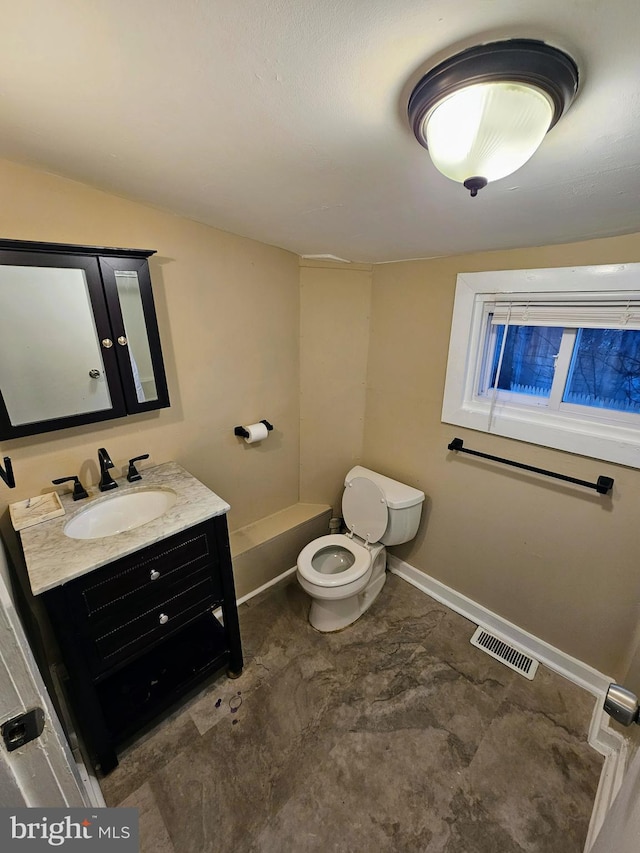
[604,683,640,726]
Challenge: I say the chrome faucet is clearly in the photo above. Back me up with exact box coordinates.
[97,447,118,491]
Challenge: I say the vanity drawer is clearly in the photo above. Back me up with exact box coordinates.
[91,574,218,667]
[75,523,221,619]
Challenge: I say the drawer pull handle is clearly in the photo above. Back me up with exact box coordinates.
[150,570,160,581]
[159,613,169,625]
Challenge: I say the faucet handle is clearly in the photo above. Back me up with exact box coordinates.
[127,454,150,482]
[52,475,89,501]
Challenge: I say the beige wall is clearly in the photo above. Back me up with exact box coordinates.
[3,154,640,682]
[299,260,372,511]
[364,233,640,679]
[0,158,300,541]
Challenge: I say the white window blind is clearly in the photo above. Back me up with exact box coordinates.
[490,300,640,329]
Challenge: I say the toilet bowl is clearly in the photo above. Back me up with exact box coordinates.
[296,467,425,632]
[297,534,386,632]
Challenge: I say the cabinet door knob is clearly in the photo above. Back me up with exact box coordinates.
[117,335,128,346]
[150,569,160,581]
[159,613,169,625]
[88,369,101,378]
[101,338,113,349]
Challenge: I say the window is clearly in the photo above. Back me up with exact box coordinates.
[442,265,640,468]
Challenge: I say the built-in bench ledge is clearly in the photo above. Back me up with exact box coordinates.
[229,503,332,600]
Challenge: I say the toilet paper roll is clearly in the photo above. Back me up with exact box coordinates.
[243,422,269,444]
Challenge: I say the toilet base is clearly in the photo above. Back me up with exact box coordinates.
[308,568,387,633]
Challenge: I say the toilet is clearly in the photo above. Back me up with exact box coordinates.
[297,466,425,632]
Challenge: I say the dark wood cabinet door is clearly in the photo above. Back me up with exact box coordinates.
[99,256,170,414]
[0,248,127,439]
[0,238,169,439]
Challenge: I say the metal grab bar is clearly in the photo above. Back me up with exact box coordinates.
[447,437,614,495]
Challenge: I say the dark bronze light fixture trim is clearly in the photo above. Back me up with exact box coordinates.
[408,39,579,196]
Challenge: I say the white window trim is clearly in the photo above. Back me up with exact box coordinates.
[441,263,640,469]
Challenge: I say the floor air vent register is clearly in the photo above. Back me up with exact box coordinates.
[470,627,539,680]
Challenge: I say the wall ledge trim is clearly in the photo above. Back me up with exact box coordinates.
[230,502,331,559]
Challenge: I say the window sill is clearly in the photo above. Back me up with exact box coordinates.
[443,399,640,468]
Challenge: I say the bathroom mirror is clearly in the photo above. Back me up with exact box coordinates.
[0,240,169,440]
[113,270,158,403]
[0,263,113,425]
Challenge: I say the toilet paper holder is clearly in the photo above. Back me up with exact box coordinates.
[234,420,274,439]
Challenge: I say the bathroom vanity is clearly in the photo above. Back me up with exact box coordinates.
[17,463,242,773]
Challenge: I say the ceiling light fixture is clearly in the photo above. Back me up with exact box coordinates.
[408,39,579,197]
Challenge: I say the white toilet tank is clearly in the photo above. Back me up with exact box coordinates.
[343,466,425,546]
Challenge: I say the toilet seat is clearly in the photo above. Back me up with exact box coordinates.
[297,534,372,588]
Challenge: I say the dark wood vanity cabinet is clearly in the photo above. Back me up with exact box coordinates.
[42,515,243,774]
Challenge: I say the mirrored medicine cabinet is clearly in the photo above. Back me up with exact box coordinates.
[0,238,170,439]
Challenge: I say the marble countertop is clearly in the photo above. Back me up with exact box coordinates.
[19,462,230,596]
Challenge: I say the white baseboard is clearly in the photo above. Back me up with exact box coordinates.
[74,756,106,807]
[387,554,628,850]
[236,566,298,607]
[388,556,612,697]
[214,566,298,623]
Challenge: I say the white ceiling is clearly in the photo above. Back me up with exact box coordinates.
[0,0,638,263]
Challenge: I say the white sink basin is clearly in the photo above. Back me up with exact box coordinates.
[64,487,178,540]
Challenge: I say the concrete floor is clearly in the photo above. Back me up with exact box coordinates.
[99,572,603,852]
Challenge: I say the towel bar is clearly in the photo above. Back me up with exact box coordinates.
[447,438,614,495]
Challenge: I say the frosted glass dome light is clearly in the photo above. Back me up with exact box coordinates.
[408,40,579,197]
[425,82,554,186]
